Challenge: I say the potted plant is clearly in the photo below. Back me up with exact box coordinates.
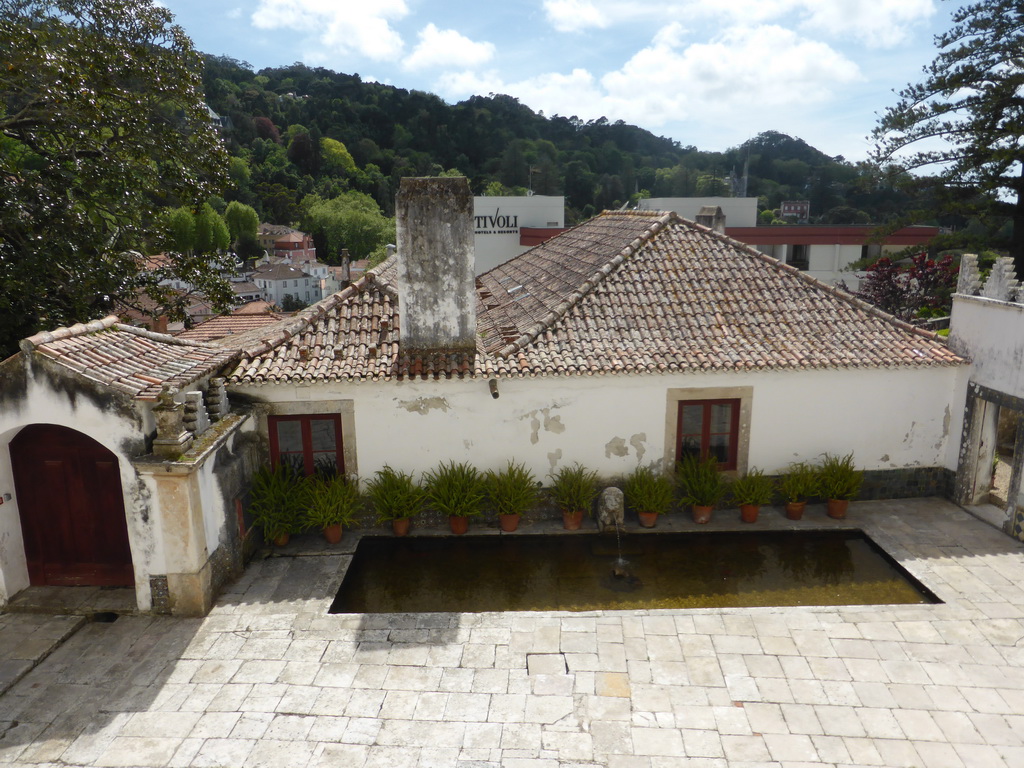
[777,461,818,520]
[423,460,486,534]
[366,465,425,536]
[486,460,540,532]
[676,454,726,524]
[249,463,303,546]
[623,465,674,527]
[548,462,600,530]
[303,473,360,543]
[818,452,863,519]
[729,467,774,523]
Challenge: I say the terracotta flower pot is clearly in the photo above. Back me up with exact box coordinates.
[692,505,713,524]
[785,501,806,520]
[637,511,658,528]
[392,518,411,536]
[740,504,759,523]
[323,523,343,544]
[499,513,520,532]
[827,499,849,519]
[449,515,469,535]
[272,532,290,547]
[563,510,584,530]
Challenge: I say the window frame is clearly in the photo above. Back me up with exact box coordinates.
[675,399,741,470]
[268,413,344,477]
[665,386,752,477]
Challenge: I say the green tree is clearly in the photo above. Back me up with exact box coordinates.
[321,137,357,176]
[872,0,1024,274]
[301,191,395,261]
[224,201,260,243]
[0,0,230,354]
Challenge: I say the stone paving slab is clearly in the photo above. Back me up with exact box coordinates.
[0,613,86,696]
[2,498,1024,766]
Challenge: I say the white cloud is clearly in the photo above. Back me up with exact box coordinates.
[539,0,935,48]
[542,0,610,33]
[800,0,936,48]
[251,0,409,61]
[438,68,605,120]
[226,7,242,20]
[404,24,495,71]
[437,23,861,134]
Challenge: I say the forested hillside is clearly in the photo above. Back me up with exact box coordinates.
[203,56,932,257]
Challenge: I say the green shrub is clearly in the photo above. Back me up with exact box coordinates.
[249,463,304,542]
[817,452,863,501]
[623,465,674,515]
[777,461,818,503]
[730,467,774,507]
[548,462,600,513]
[486,461,540,516]
[676,454,727,507]
[366,466,425,522]
[423,461,486,518]
[302,474,361,529]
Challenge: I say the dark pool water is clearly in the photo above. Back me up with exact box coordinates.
[329,530,939,614]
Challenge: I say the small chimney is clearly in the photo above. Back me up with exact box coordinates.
[696,205,726,234]
[396,177,476,354]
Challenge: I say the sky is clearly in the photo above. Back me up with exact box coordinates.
[159,0,957,161]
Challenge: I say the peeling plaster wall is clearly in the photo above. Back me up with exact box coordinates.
[233,364,963,483]
[949,295,1024,400]
[0,355,155,607]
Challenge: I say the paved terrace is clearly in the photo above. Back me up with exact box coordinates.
[2,498,1024,767]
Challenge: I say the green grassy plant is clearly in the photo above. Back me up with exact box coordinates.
[303,474,361,529]
[817,452,863,501]
[423,461,486,518]
[548,462,600,513]
[730,467,775,507]
[777,461,818,503]
[249,463,304,542]
[366,466,425,523]
[623,465,674,515]
[676,454,727,507]
[486,461,540,516]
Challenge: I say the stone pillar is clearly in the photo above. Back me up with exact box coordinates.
[152,386,193,458]
[183,391,210,436]
[206,378,229,422]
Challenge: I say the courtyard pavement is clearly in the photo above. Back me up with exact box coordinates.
[2,497,1024,767]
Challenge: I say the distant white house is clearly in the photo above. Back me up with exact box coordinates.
[252,262,321,307]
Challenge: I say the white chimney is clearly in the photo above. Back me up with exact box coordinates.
[396,177,477,354]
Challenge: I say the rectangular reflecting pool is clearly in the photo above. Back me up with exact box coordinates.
[329,530,940,614]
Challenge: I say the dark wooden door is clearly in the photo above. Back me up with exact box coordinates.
[10,425,134,586]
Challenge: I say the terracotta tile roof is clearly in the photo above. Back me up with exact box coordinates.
[22,316,239,401]
[234,300,277,315]
[253,263,310,281]
[175,311,286,343]
[258,223,300,237]
[226,211,963,385]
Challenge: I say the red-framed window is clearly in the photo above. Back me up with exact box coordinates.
[676,399,740,470]
[268,414,344,477]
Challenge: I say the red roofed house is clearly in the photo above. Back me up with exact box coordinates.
[0,177,998,616]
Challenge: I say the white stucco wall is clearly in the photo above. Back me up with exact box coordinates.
[0,357,157,607]
[234,365,964,484]
[949,294,1024,401]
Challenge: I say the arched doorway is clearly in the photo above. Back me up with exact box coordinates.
[10,425,134,586]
